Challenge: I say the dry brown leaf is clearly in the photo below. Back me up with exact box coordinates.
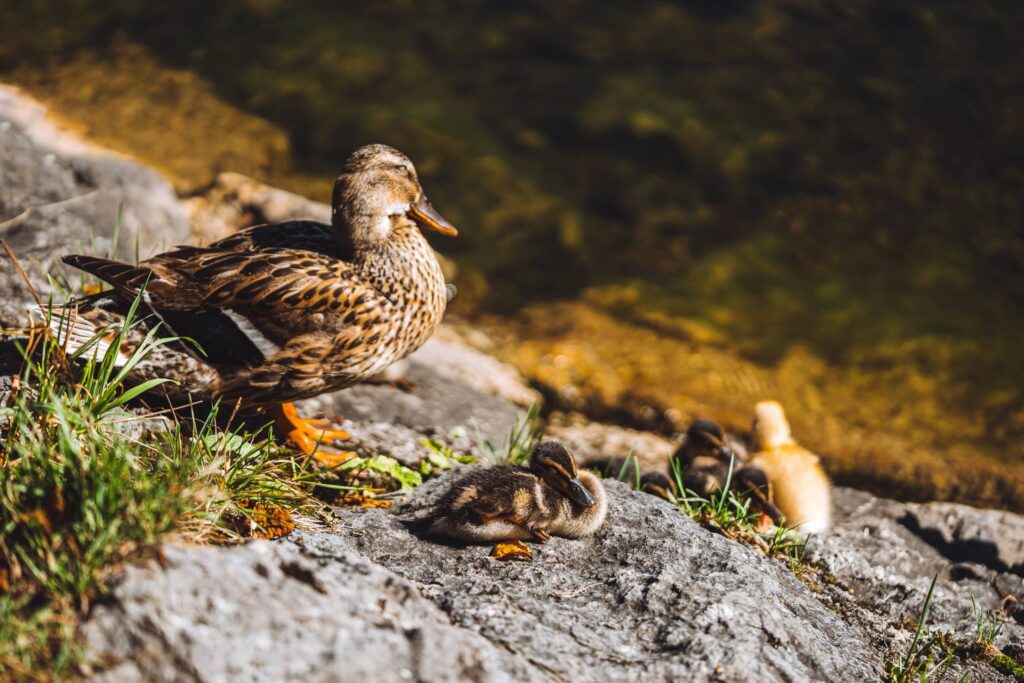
[238,500,295,539]
[337,492,392,509]
[491,540,533,561]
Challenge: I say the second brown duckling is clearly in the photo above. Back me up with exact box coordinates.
[671,419,743,498]
[672,419,783,526]
[407,441,608,543]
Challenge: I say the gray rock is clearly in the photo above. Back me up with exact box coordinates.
[299,343,523,453]
[84,479,888,682]
[903,499,1024,575]
[544,417,676,473]
[331,419,479,467]
[83,540,539,683]
[0,86,189,326]
[315,479,884,682]
[810,487,1024,665]
[414,330,542,409]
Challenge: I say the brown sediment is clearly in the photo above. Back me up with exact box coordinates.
[481,300,1024,512]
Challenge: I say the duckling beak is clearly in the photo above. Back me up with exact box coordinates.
[748,488,784,525]
[567,477,597,507]
[409,197,458,237]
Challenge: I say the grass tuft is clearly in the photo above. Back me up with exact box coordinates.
[883,575,971,683]
[971,596,1004,652]
[0,303,316,674]
[664,452,808,568]
[475,402,542,465]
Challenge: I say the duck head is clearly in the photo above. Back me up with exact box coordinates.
[676,419,734,464]
[530,441,597,508]
[752,400,795,450]
[331,144,457,248]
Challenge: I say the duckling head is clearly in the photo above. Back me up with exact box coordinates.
[529,441,597,508]
[732,465,784,526]
[331,143,458,248]
[753,400,795,450]
[676,419,734,464]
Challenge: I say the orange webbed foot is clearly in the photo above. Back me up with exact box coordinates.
[272,403,356,467]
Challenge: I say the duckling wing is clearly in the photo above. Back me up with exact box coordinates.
[418,467,545,540]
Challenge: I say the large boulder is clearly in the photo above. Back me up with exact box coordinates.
[83,540,540,683]
[810,488,1024,664]
[84,479,884,682]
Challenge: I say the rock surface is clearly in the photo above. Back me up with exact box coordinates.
[83,478,1024,682]
[83,540,539,683]
[0,85,189,325]
[812,488,1024,663]
[544,416,676,473]
[298,334,530,456]
[85,480,884,682]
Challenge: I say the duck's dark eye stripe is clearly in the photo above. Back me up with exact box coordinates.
[543,460,573,480]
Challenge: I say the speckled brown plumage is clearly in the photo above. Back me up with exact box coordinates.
[57,144,456,419]
[406,442,609,543]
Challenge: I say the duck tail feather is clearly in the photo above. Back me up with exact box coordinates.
[34,304,130,367]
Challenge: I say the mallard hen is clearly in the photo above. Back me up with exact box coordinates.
[53,144,456,463]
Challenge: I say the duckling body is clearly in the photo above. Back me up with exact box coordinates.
[51,145,457,459]
[749,401,831,534]
[672,419,742,498]
[671,419,782,525]
[410,442,608,543]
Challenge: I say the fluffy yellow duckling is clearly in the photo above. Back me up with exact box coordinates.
[749,401,832,534]
[406,442,608,543]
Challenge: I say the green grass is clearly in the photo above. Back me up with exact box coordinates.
[0,304,317,675]
[991,653,1024,682]
[884,575,969,683]
[0,594,79,680]
[971,596,1004,650]
[663,453,809,569]
[475,402,542,465]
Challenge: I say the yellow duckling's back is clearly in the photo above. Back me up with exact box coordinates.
[749,401,832,534]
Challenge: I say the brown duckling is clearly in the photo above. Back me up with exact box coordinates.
[406,441,608,543]
[638,471,678,500]
[749,401,832,534]
[671,419,742,498]
[672,419,782,526]
[51,144,456,464]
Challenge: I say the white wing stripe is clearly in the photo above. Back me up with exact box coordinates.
[222,309,282,358]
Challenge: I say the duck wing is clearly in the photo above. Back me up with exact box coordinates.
[62,245,395,392]
[205,220,345,258]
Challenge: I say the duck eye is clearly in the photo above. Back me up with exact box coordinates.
[394,164,414,180]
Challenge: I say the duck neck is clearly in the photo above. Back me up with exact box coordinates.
[349,220,448,351]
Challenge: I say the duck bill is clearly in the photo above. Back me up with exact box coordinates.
[409,198,458,237]
[567,478,597,507]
